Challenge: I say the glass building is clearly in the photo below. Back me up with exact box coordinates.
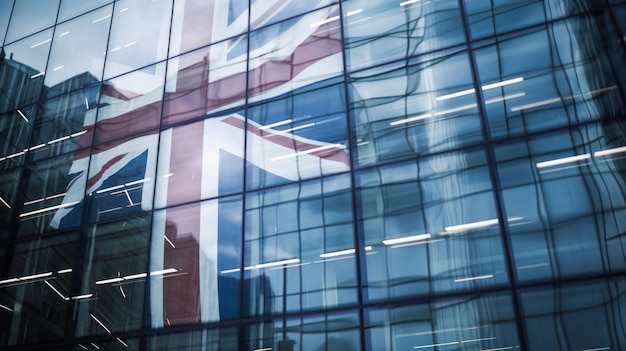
[1,0,626,350]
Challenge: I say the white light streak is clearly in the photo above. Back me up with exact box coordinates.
[23,192,67,206]
[484,92,526,105]
[30,71,45,79]
[119,285,127,298]
[110,47,122,52]
[71,293,93,300]
[91,343,100,350]
[346,8,363,16]
[70,130,88,138]
[53,65,65,71]
[581,347,610,351]
[6,151,25,159]
[19,201,80,218]
[59,31,70,37]
[95,277,124,285]
[265,122,315,137]
[462,337,496,343]
[594,146,626,157]
[117,338,128,348]
[271,144,343,161]
[383,233,431,245]
[44,280,69,300]
[310,15,340,28]
[482,77,524,90]
[29,143,46,151]
[19,272,53,281]
[30,38,51,48]
[0,196,11,209]
[255,348,273,351]
[444,219,499,233]
[320,249,355,258]
[479,347,514,351]
[123,41,137,47]
[414,341,459,349]
[400,0,421,6]
[78,345,88,351]
[164,235,176,248]
[255,259,301,269]
[96,184,125,194]
[536,154,591,169]
[511,97,562,112]
[390,113,432,126]
[150,268,178,276]
[119,7,129,12]
[220,268,241,274]
[436,88,475,101]
[17,109,29,122]
[0,278,19,285]
[92,14,111,23]
[454,274,494,283]
[91,314,112,334]
[85,97,90,109]
[48,135,70,144]
[123,273,147,280]
[0,303,13,312]
[58,268,73,274]
[259,119,292,130]
[125,178,150,187]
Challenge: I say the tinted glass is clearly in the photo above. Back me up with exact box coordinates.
[4,0,59,44]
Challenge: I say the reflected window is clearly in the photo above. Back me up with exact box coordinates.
[357,148,508,301]
[244,174,358,316]
[103,0,172,79]
[350,48,483,167]
[365,294,520,351]
[155,116,244,209]
[495,121,626,282]
[343,0,465,71]
[245,311,360,351]
[150,327,238,351]
[75,217,150,337]
[58,0,112,22]
[150,197,242,328]
[476,14,626,140]
[0,105,36,171]
[246,84,350,190]
[0,233,77,347]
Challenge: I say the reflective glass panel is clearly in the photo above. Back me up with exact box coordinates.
[0,168,20,240]
[0,233,77,346]
[96,62,165,145]
[0,105,36,171]
[0,29,52,113]
[18,153,87,236]
[74,217,150,337]
[244,174,358,316]
[58,0,112,22]
[343,0,465,71]
[150,197,242,328]
[247,6,344,104]
[4,0,59,44]
[71,337,140,351]
[29,87,98,161]
[249,0,337,30]
[155,116,244,209]
[84,133,158,223]
[103,0,172,79]
[169,0,246,57]
[150,327,238,351]
[44,5,112,96]
[476,15,626,140]
[495,121,626,282]
[162,39,248,127]
[520,279,626,351]
[357,148,508,301]
[350,48,483,167]
[245,311,361,351]
[0,1,13,45]
[365,293,520,351]
[246,84,349,190]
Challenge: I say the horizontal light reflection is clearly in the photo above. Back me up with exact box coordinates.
[594,146,626,157]
[259,119,292,130]
[536,154,590,168]
[255,258,300,268]
[270,144,343,161]
[0,303,13,312]
[320,249,355,258]
[400,0,421,6]
[414,341,459,349]
[454,274,494,283]
[443,217,522,233]
[19,201,80,218]
[383,233,431,245]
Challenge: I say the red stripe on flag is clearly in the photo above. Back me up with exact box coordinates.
[86,153,127,189]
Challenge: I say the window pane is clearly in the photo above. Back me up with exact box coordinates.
[365,293,520,351]
[0,29,52,113]
[74,217,150,337]
[245,311,361,351]
[58,0,112,22]
[84,133,158,223]
[162,39,248,127]
[343,0,465,71]
[96,62,165,145]
[29,87,98,161]
[246,84,350,190]
[250,0,337,30]
[495,121,626,282]
[520,279,626,351]
[0,1,13,45]
[357,149,508,301]
[247,7,344,104]
[150,327,238,351]
[350,48,483,167]
[18,153,87,236]
[476,14,626,140]
[155,116,244,209]
[43,5,112,96]
[0,233,77,346]
[103,0,172,79]
[150,197,242,328]
[244,174,358,316]
[4,0,59,44]
[0,105,36,171]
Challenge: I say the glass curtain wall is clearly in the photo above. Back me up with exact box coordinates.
[0,0,625,350]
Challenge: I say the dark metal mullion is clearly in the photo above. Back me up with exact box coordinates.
[457,1,529,350]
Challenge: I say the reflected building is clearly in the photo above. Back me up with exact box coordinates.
[0,1,626,350]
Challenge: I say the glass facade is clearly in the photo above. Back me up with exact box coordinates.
[0,0,625,350]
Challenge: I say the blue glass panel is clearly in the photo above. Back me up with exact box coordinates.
[4,0,59,44]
